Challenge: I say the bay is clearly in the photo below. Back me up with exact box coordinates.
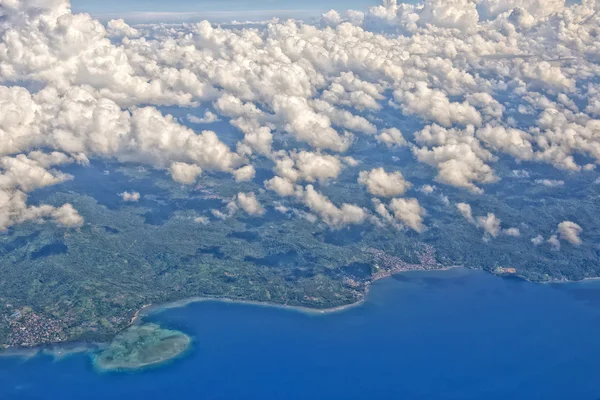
[1,268,600,399]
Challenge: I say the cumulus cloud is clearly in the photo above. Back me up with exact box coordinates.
[547,234,561,250]
[194,216,209,224]
[413,125,497,193]
[531,234,544,245]
[557,221,583,245]
[51,203,84,228]
[456,202,475,223]
[358,168,412,198]
[504,227,521,237]
[419,184,436,194]
[0,0,599,232]
[106,19,140,38]
[0,153,82,231]
[233,165,256,182]
[376,128,407,148]
[476,213,502,238]
[236,192,265,216]
[264,176,298,197]
[389,197,426,232]
[457,202,520,240]
[395,83,482,128]
[119,191,141,202]
[300,185,367,229]
[169,162,202,184]
[272,151,344,185]
[187,110,220,124]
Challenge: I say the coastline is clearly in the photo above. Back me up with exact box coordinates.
[0,265,460,358]
[5,264,598,359]
[132,265,464,325]
[0,341,104,359]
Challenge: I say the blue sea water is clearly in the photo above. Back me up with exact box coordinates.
[2,268,600,400]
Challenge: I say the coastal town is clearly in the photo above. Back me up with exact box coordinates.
[1,245,450,351]
[5,309,67,348]
[365,245,448,281]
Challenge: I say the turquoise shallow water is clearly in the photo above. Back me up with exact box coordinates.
[1,268,600,399]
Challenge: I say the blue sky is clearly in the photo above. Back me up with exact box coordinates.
[71,0,383,22]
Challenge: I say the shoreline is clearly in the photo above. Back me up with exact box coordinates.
[0,341,104,359]
[132,265,464,325]
[3,264,598,359]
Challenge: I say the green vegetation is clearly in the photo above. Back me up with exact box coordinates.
[1,160,599,350]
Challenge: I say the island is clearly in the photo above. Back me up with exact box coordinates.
[93,323,191,371]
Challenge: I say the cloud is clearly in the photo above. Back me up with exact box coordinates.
[358,168,412,198]
[264,176,297,197]
[419,184,436,194]
[187,110,220,124]
[106,19,140,38]
[376,128,407,148]
[233,165,256,182]
[413,124,498,193]
[531,234,544,245]
[169,162,202,184]
[0,153,82,231]
[557,220,583,245]
[236,192,265,216]
[50,203,84,227]
[457,202,520,240]
[456,202,474,223]
[119,191,141,202]
[273,151,344,184]
[503,227,521,237]
[388,197,426,232]
[1,0,600,232]
[476,213,502,238]
[300,185,366,229]
[394,83,482,128]
[547,234,561,250]
[535,179,564,187]
[194,216,209,224]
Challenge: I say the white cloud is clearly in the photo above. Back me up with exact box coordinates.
[194,216,209,224]
[477,213,502,238]
[106,19,140,38]
[169,162,202,184]
[119,191,141,202]
[547,234,561,250]
[1,0,600,234]
[531,234,544,245]
[236,192,265,216]
[558,221,583,245]
[358,168,412,198]
[233,165,256,182]
[273,151,344,184]
[264,176,297,197]
[187,110,220,124]
[376,128,407,148]
[457,202,520,240]
[51,203,84,228]
[456,202,474,223]
[535,179,564,187]
[395,83,482,128]
[413,124,497,193]
[0,153,82,231]
[388,197,426,232]
[300,185,366,229]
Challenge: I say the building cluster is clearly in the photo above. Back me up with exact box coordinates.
[7,311,66,348]
[365,245,442,281]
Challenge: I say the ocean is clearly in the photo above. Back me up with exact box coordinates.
[1,268,600,399]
